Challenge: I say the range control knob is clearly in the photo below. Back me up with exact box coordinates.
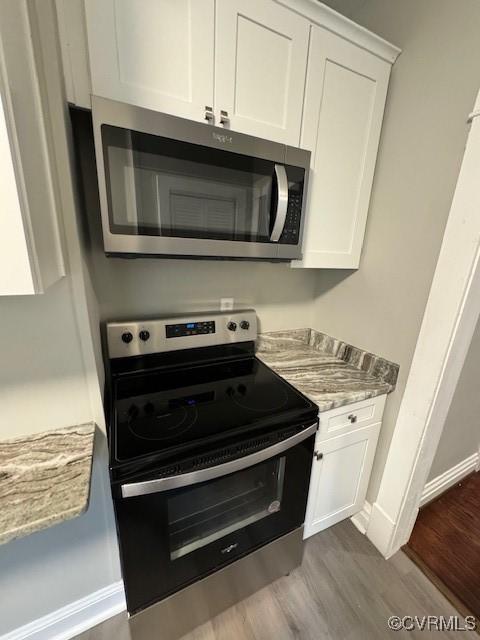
[227,321,237,332]
[240,320,250,330]
[139,330,150,342]
[121,331,133,344]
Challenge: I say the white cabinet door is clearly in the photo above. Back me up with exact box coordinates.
[55,0,92,109]
[215,0,309,145]
[304,422,381,538]
[293,26,391,269]
[0,93,35,295]
[0,1,65,295]
[85,0,215,121]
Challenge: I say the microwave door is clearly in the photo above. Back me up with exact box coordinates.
[89,96,307,259]
[269,164,289,242]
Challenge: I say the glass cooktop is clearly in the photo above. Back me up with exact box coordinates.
[112,357,316,464]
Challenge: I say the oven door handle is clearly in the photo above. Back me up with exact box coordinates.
[120,422,318,498]
[269,164,289,242]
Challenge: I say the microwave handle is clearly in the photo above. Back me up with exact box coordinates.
[269,164,289,242]
[120,422,317,498]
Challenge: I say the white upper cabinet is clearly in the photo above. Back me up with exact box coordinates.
[214,0,309,145]
[293,26,393,269]
[83,0,308,142]
[0,1,64,295]
[0,94,35,295]
[84,0,215,122]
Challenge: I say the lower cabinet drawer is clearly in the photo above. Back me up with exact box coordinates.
[317,394,386,442]
[303,422,381,539]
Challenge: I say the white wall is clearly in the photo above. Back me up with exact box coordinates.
[0,279,120,638]
[0,280,91,438]
[91,254,317,332]
[428,316,480,480]
[0,436,118,636]
[316,0,480,502]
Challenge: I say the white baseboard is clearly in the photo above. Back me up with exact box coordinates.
[1,581,126,640]
[420,452,479,507]
[349,455,479,557]
[350,501,372,534]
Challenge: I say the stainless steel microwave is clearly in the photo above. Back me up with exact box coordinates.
[91,96,310,261]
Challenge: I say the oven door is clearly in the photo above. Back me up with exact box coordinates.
[92,96,308,260]
[114,424,316,614]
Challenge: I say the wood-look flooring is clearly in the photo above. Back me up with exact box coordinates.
[75,520,476,640]
[406,471,480,620]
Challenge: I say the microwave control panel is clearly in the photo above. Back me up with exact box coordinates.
[280,192,303,244]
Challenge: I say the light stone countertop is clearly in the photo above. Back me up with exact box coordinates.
[257,329,399,412]
[0,423,95,545]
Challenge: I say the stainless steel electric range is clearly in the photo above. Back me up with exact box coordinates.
[104,310,318,640]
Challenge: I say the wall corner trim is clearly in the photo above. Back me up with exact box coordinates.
[420,453,479,507]
[365,501,396,558]
[350,500,372,534]
[1,580,126,640]
[363,86,480,560]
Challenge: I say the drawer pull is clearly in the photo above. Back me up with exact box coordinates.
[348,414,357,423]
[314,451,323,461]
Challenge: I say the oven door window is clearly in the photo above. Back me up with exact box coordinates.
[102,125,277,243]
[168,457,285,561]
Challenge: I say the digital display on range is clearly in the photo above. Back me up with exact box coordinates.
[166,320,216,338]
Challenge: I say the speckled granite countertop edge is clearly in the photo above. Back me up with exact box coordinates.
[0,423,95,546]
[256,328,399,413]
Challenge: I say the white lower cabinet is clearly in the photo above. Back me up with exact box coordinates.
[304,396,386,538]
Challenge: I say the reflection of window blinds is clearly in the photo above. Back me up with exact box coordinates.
[170,193,236,233]
[123,165,138,225]
[251,176,270,235]
[155,174,251,234]
[108,146,139,225]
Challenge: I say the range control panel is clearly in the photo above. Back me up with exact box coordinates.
[106,310,257,359]
[166,320,215,339]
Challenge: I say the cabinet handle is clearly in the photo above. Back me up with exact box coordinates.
[348,414,357,423]
[204,106,214,124]
[220,110,230,127]
[314,451,323,461]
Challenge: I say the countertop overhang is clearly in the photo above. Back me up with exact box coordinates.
[0,422,95,545]
[257,329,399,412]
